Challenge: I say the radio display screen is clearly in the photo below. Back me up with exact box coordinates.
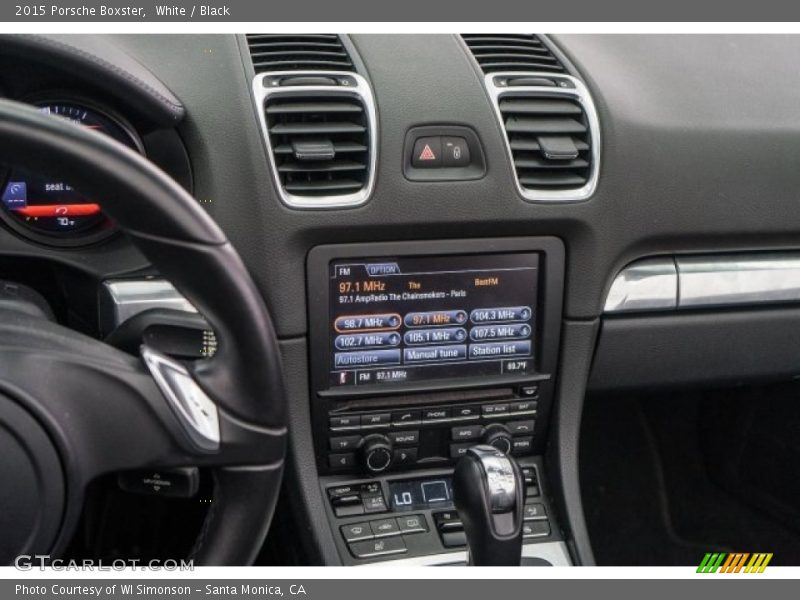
[327,252,539,388]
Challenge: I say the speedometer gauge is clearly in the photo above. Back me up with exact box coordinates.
[0,102,142,246]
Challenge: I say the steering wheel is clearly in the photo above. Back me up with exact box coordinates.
[0,99,287,565]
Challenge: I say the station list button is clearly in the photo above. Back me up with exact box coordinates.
[404,327,467,345]
[335,331,402,350]
[334,313,401,333]
[403,345,467,363]
[468,341,531,360]
[469,306,532,324]
[469,323,531,341]
[335,349,401,368]
[404,310,468,328]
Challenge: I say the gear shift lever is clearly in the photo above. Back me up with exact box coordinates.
[452,445,525,566]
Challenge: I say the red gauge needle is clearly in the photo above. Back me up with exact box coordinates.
[12,204,101,217]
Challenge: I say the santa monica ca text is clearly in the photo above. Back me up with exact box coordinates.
[16,584,307,596]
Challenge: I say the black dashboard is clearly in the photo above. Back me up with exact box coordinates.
[4,33,800,567]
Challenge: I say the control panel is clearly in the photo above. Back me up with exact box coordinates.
[322,459,559,564]
[326,384,544,474]
[307,238,564,476]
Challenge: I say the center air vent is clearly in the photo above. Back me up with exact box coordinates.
[462,34,600,202]
[246,34,354,73]
[499,94,592,191]
[264,95,370,197]
[461,34,565,74]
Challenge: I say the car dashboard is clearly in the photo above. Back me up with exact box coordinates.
[2,33,800,566]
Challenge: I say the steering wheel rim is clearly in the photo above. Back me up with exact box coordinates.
[0,99,287,565]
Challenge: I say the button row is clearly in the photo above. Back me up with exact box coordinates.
[344,514,428,559]
[329,399,538,432]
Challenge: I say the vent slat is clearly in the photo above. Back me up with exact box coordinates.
[515,157,589,169]
[462,34,565,74]
[278,160,367,173]
[477,61,564,73]
[499,98,582,115]
[250,50,350,61]
[519,173,587,186]
[266,102,363,115]
[247,34,339,42]
[269,121,366,135]
[265,94,370,197]
[247,42,344,50]
[463,44,553,55]
[273,141,367,155]
[504,117,587,135]
[471,53,560,64]
[253,59,352,71]
[284,179,364,193]
[246,34,355,74]
[510,138,589,152]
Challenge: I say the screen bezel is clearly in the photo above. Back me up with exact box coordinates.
[307,237,565,399]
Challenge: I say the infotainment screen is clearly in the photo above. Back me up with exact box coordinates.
[327,252,539,388]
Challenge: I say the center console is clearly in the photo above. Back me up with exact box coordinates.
[306,237,567,564]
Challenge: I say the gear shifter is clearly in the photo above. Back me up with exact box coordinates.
[452,445,525,566]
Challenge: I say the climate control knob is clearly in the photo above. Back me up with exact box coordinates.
[483,424,513,455]
[360,434,394,473]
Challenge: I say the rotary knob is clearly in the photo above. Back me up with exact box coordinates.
[483,423,513,455]
[360,434,394,473]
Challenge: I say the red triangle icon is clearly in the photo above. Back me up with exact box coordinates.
[418,144,436,161]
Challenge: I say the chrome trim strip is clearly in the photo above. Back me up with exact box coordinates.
[357,541,572,567]
[483,72,601,203]
[604,258,678,313]
[678,254,800,308]
[142,346,220,452]
[252,70,378,210]
[102,279,197,329]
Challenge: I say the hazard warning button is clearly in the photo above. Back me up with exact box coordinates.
[411,136,443,168]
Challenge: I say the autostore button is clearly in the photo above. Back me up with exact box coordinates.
[469,341,531,360]
[404,345,467,363]
[335,331,402,350]
[404,310,468,328]
[469,323,532,341]
[404,327,467,345]
[470,306,532,324]
[335,349,401,368]
[334,313,401,332]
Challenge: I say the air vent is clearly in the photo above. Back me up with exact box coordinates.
[499,94,592,191]
[461,34,565,74]
[246,34,354,73]
[260,88,374,205]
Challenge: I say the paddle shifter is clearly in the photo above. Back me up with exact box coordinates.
[452,445,525,566]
